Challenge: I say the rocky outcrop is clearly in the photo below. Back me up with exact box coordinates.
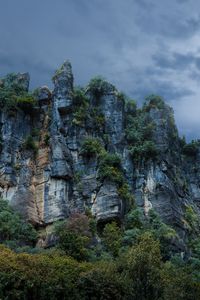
[1,61,200,250]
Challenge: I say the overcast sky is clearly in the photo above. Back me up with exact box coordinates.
[1,0,200,140]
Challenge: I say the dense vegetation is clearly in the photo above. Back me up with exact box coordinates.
[0,73,37,114]
[1,74,200,299]
[0,199,200,299]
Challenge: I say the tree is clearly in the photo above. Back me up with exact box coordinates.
[55,213,92,261]
[121,232,164,300]
[102,221,122,257]
[0,199,37,248]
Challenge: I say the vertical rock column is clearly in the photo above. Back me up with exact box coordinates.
[43,61,74,223]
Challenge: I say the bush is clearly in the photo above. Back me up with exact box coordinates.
[182,140,199,157]
[80,137,103,158]
[0,81,36,113]
[102,222,122,257]
[16,94,36,113]
[23,135,38,155]
[44,133,50,146]
[73,87,88,106]
[87,76,114,97]
[0,199,37,248]
[72,90,89,126]
[98,152,124,185]
[117,183,134,207]
[143,94,165,111]
[120,233,164,300]
[129,140,158,161]
[54,213,93,261]
[77,261,126,299]
[0,245,88,300]
[88,107,105,130]
[99,152,121,168]
[125,99,137,116]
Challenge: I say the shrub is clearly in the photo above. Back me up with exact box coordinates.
[129,140,158,161]
[184,205,200,235]
[121,232,163,300]
[0,245,88,300]
[31,128,40,137]
[77,261,126,299]
[117,183,135,207]
[87,76,114,97]
[98,152,124,185]
[73,87,88,106]
[16,94,37,113]
[44,133,50,146]
[99,152,121,168]
[54,213,93,261]
[125,99,137,116]
[125,105,158,163]
[80,137,104,158]
[23,135,38,155]
[72,90,89,126]
[72,105,89,126]
[0,80,36,113]
[102,222,122,257]
[88,107,105,130]
[0,199,37,248]
[182,140,199,157]
[143,94,165,111]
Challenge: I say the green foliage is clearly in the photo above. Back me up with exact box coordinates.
[125,104,158,162]
[102,222,122,257]
[16,94,37,113]
[88,107,105,130]
[120,232,163,300]
[123,208,177,259]
[182,140,199,157]
[117,183,135,207]
[179,135,186,148]
[0,78,36,113]
[72,87,106,131]
[125,99,137,116]
[80,137,104,158]
[162,261,200,300]
[54,213,93,261]
[117,91,128,102]
[73,87,88,106]
[184,205,200,235]
[0,245,89,300]
[98,152,124,185]
[129,140,158,161]
[143,94,165,112]
[23,135,38,155]
[87,76,113,97]
[147,210,177,259]
[31,128,40,137]
[77,261,126,299]
[0,199,37,248]
[0,203,200,299]
[71,87,89,126]
[44,133,50,146]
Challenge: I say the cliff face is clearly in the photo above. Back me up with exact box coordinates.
[0,61,200,247]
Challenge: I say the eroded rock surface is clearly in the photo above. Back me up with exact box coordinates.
[0,61,200,250]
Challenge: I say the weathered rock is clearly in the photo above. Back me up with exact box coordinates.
[91,182,124,223]
[1,61,200,252]
[52,60,73,113]
[36,86,51,105]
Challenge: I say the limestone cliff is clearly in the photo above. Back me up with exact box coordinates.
[0,61,200,248]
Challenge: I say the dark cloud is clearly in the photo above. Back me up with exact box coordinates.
[0,0,200,139]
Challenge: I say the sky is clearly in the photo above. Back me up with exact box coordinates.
[0,0,200,140]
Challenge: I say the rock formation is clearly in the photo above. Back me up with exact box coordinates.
[0,61,200,249]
